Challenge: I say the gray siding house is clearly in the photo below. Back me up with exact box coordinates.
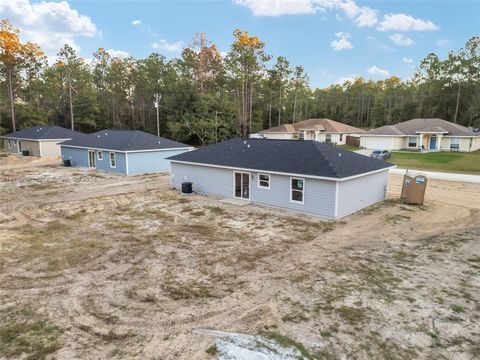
[167,138,394,219]
[2,125,82,157]
[60,130,192,175]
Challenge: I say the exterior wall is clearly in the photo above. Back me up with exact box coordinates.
[127,149,191,175]
[336,170,389,218]
[39,140,63,157]
[17,140,41,157]
[360,136,404,150]
[61,146,127,175]
[262,133,296,140]
[3,138,20,154]
[440,136,479,152]
[170,162,338,218]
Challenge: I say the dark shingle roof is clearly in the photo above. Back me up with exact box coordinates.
[60,130,191,152]
[167,138,393,179]
[2,125,82,140]
[366,118,476,136]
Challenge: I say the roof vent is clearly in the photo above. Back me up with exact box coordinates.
[243,140,247,145]
[338,153,342,157]
[247,144,251,148]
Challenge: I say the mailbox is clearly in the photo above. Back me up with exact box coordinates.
[400,171,428,205]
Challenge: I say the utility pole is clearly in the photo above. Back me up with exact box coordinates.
[215,111,222,143]
[154,94,162,137]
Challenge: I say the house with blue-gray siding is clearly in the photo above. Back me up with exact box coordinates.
[60,130,192,175]
[167,138,395,219]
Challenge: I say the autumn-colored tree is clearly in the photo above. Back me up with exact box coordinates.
[0,19,43,132]
[226,29,270,136]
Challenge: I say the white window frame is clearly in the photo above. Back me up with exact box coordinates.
[325,134,332,143]
[233,171,251,200]
[339,133,343,142]
[408,137,417,148]
[109,152,116,168]
[257,173,270,189]
[7,139,12,149]
[290,177,305,205]
[97,151,103,160]
[450,137,460,151]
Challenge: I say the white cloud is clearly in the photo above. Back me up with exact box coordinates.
[378,13,439,32]
[436,39,450,46]
[0,0,98,57]
[335,76,357,85]
[234,0,316,16]
[390,33,415,46]
[106,49,130,59]
[402,57,413,64]
[151,39,184,53]
[330,32,353,51]
[131,19,142,26]
[234,0,378,26]
[367,65,390,77]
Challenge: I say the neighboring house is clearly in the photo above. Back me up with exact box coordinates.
[60,130,193,175]
[260,118,364,145]
[1,125,83,157]
[167,138,394,219]
[360,118,480,152]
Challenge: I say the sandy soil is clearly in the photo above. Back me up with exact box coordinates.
[0,160,479,360]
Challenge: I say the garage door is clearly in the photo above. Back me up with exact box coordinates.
[363,137,395,150]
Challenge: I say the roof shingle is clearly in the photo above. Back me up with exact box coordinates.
[2,125,82,140]
[60,130,191,152]
[366,118,476,136]
[167,138,393,179]
[261,118,364,134]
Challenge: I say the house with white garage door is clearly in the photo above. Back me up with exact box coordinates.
[360,118,480,152]
[167,138,395,219]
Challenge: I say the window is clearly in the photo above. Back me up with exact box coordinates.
[13,140,17,146]
[258,173,270,189]
[97,151,103,160]
[7,139,12,149]
[408,137,417,147]
[290,177,304,204]
[339,134,343,141]
[299,132,305,141]
[450,138,460,151]
[325,134,332,143]
[109,152,116,168]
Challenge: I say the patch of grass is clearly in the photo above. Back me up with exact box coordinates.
[162,278,217,300]
[207,206,227,215]
[260,331,314,360]
[191,210,206,217]
[389,150,480,175]
[336,144,359,152]
[450,305,465,313]
[336,306,370,325]
[0,307,62,360]
[205,344,218,356]
[385,214,411,224]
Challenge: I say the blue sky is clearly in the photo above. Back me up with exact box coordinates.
[3,0,480,87]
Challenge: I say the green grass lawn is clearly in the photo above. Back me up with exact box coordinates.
[336,144,360,152]
[389,151,480,174]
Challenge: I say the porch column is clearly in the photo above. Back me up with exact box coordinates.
[418,135,423,151]
[437,134,442,150]
[315,131,320,141]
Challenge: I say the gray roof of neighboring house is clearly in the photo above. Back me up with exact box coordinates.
[365,118,477,136]
[2,125,82,140]
[60,129,192,152]
[167,138,393,179]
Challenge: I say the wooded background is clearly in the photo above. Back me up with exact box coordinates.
[1,20,479,144]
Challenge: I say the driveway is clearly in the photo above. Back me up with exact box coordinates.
[355,149,372,156]
[390,168,480,184]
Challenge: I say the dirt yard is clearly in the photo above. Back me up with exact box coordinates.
[1,156,479,359]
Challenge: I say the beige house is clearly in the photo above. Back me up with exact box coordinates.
[2,125,83,157]
[359,118,480,152]
[260,118,364,145]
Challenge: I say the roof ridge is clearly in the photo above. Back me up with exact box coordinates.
[312,142,340,178]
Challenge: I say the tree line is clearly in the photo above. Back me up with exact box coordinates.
[0,19,479,145]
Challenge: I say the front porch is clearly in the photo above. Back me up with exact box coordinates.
[408,132,447,152]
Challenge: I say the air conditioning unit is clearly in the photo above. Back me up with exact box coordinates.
[22,150,30,156]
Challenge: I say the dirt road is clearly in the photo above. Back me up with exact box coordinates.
[1,165,479,360]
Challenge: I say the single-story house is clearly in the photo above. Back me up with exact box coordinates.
[360,118,480,152]
[60,130,193,175]
[167,138,394,219]
[1,125,83,157]
[260,118,364,145]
